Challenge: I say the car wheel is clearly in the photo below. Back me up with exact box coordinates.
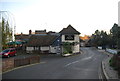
[14,54,17,56]
[7,55,10,58]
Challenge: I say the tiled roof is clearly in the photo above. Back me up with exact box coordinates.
[59,24,80,34]
[15,34,29,40]
[27,35,58,47]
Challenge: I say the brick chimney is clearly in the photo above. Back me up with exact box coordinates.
[29,30,32,35]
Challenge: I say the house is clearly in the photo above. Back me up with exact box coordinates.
[26,24,81,55]
[15,33,30,42]
[26,34,61,54]
[15,29,54,41]
[60,24,80,55]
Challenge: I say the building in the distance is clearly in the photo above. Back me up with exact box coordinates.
[26,24,81,56]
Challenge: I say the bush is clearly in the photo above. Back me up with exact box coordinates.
[63,42,72,54]
[109,57,115,67]
[118,69,120,76]
[109,55,120,71]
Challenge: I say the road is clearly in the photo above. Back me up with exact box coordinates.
[3,47,108,79]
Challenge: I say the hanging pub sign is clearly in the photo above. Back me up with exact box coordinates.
[65,35,74,40]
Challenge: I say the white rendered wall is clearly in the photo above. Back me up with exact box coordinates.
[73,44,80,53]
[40,47,49,51]
[50,46,56,53]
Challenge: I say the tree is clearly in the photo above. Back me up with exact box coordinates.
[110,23,120,49]
[89,30,109,48]
[89,23,120,49]
[2,17,13,49]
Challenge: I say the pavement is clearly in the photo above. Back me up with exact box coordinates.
[98,49,120,80]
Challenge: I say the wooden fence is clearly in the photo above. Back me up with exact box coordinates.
[2,56,40,72]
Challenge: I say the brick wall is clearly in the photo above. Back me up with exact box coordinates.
[2,56,40,72]
[2,58,14,72]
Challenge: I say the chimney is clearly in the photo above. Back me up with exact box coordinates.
[44,29,46,32]
[21,32,23,36]
[29,30,32,35]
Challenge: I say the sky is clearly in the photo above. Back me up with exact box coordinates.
[0,0,119,36]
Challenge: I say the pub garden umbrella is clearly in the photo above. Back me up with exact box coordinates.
[7,41,22,45]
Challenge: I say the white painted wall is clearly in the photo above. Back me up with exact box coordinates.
[61,34,80,54]
[50,46,61,54]
[61,35,79,42]
[26,47,34,51]
[40,47,49,51]
[73,44,80,53]
[26,47,34,53]
[50,46,56,53]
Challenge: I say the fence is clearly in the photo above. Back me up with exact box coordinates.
[2,55,40,72]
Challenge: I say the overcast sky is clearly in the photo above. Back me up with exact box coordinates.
[0,0,119,36]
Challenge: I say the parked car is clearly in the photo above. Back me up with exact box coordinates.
[0,48,17,58]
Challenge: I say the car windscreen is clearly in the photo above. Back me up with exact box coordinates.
[2,50,9,53]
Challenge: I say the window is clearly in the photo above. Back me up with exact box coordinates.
[65,35,74,40]
[10,49,15,52]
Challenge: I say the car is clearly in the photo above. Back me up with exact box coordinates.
[0,48,17,58]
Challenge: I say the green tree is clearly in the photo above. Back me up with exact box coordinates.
[89,30,109,48]
[110,23,120,49]
[89,23,120,49]
[2,17,13,49]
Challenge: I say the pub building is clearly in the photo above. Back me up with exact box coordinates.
[60,24,81,56]
[26,24,81,56]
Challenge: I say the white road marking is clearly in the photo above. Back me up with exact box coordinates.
[81,56,92,61]
[64,54,94,67]
[64,61,79,67]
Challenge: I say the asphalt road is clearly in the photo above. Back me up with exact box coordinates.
[3,47,108,79]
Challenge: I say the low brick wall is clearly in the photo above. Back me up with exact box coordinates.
[2,58,14,72]
[2,55,40,72]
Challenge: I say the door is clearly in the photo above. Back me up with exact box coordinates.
[10,49,15,56]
